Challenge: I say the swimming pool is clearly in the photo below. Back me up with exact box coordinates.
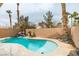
[0,37,58,54]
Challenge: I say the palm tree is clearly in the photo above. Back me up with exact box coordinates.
[6,10,12,28]
[16,3,20,24]
[61,3,69,41]
[71,12,78,26]
[67,12,78,26]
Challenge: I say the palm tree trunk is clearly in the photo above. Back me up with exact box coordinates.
[9,14,12,28]
[61,3,69,40]
[17,3,20,24]
[6,10,12,28]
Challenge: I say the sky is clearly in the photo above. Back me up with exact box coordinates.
[0,3,79,27]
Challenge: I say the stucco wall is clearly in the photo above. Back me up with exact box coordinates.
[26,28,64,39]
[0,28,20,38]
[0,28,64,38]
[71,26,79,48]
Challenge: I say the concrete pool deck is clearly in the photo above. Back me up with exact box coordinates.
[0,37,75,56]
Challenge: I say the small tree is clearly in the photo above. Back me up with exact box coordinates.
[39,11,54,28]
[56,22,62,27]
[19,16,28,31]
[38,21,46,28]
[43,11,54,28]
[19,15,36,32]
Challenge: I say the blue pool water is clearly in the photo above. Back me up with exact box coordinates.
[0,37,58,54]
